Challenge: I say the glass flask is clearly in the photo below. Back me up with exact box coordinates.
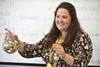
[3,40,18,54]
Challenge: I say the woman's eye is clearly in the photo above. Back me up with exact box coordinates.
[56,15,59,18]
[56,15,68,19]
[62,16,68,18]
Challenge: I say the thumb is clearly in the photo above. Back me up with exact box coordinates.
[4,28,18,40]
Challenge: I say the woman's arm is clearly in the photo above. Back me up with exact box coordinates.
[17,34,49,58]
[61,52,74,65]
[72,33,93,66]
[57,32,93,66]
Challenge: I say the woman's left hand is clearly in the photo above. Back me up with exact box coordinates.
[52,43,65,58]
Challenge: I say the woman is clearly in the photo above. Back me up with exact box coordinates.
[4,2,93,67]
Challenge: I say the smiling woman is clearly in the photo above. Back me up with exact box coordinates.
[55,8,71,32]
[3,2,93,67]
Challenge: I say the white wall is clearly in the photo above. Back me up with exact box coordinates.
[0,0,100,66]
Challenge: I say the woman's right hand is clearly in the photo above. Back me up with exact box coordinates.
[4,28,18,41]
[3,28,20,54]
[4,28,25,53]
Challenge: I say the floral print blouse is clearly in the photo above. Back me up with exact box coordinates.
[18,32,93,67]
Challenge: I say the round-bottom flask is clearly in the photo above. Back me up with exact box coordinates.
[3,40,18,54]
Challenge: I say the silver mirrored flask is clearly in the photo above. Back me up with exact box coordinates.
[53,53,59,67]
[55,54,66,67]
[3,40,18,54]
[57,58,66,67]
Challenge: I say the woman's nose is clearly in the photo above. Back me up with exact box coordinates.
[58,17,63,23]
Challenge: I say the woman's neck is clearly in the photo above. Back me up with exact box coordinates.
[60,31,68,42]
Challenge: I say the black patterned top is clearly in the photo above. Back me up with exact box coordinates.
[18,32,93,67]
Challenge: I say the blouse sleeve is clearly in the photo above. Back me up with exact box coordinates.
[72,33,93,67]
[18,34,49,58]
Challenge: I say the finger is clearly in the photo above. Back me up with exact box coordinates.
[5,28,16,36]
[52,43,59,48]
[52,46,61,52]
[5,28,12,34]
[53,44,62,49]
[4,28,17,40]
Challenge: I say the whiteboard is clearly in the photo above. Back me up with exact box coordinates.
[0,0,100,66]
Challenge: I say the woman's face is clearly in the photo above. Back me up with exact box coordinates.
[55,8,71,32]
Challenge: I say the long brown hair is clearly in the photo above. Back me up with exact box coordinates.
[47,2,83,48]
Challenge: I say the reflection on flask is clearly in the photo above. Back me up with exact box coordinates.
[3,40,18,54]
[56,60,66,67]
